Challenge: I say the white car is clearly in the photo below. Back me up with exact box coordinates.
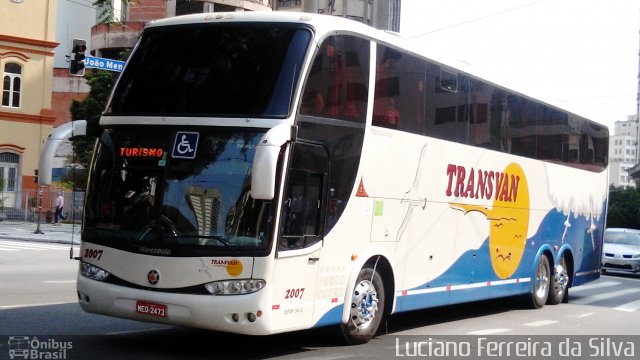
[602,228,640,276]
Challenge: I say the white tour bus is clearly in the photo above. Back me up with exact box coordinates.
[52,12,609,344]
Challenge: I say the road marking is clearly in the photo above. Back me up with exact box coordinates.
[524,320,558,327]
[467,328,511,335]
[0,241,68,250]
[575,312,594,318]
[570,281,621,292]
[614,299,640,312]
[572,288,640,305]
[0,301,74,310]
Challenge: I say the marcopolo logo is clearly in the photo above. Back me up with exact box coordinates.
[7,336,73,359]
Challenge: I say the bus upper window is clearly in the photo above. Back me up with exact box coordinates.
[299,35,369,123]
[107,24,312,118]
[373,45,426,134]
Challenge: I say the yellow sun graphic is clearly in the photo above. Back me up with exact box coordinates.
[450,163,529,279]
[226,259,243,277]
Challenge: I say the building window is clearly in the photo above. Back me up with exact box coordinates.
[277,0,302,8]
[0,152,19,192]
[2,63,22,108]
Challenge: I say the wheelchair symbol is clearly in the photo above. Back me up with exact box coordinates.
[172,131,199,159]
[176,135,193,154]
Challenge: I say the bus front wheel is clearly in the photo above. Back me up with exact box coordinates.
[526,255,551,309]
[341,267,385,345]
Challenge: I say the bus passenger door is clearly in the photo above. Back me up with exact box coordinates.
[272,142,328,331]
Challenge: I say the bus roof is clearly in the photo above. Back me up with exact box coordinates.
[145,11,379,36]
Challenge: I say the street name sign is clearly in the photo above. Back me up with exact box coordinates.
[85,56,125,72]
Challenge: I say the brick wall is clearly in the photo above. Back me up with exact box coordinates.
[128,0,168,22]
[52,68,89,127]
[51,91,87,128]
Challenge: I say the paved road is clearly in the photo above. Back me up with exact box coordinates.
[1,237,639,359]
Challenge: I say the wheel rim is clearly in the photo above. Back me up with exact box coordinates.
[535,260,550,299]
[349,279,379,329]
[554,263,568,294]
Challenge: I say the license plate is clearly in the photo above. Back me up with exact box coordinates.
[136,300,167,318]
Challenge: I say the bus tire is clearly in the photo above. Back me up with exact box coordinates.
[548,255,569,305]
[341,267,385,345]
[527,255,550,309]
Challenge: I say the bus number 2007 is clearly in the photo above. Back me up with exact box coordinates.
[83,248,103,260]
[285,288,305,300]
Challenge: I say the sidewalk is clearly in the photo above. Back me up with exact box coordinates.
[0,221,81,245]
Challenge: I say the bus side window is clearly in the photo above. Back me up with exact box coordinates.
[299,35,369,123]
[279,143,329,251]
[373,45,426,134]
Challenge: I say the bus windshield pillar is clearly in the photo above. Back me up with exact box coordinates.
[251,123,294,200]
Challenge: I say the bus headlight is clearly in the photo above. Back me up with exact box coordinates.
[80,262,110,281]
[204,279,265,295]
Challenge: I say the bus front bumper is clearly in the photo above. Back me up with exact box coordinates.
[76,276,273,335]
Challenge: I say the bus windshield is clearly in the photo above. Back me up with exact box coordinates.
[106,23,312,117]
[83,127,273,256]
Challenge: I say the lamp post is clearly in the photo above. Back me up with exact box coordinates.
[34,186,44,234]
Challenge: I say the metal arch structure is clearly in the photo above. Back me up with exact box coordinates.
[38,120,87,186]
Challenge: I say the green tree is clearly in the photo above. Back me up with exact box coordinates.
[606,185,640,229]
[58,3,136,190]
[62,70,117,190]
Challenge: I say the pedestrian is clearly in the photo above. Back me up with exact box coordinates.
[55,192,66,225]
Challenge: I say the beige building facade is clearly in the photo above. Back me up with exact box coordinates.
[0,0,58,208]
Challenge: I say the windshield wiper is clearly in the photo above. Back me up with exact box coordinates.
[175,235,240,255]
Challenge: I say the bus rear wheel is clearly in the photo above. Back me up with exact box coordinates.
[548,255,569,305]
[526,255,550,309]
[341,267,385,345]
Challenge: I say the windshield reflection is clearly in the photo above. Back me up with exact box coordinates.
[85,128,273,255]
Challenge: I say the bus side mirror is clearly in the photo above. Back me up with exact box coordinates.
[251,124,295,200]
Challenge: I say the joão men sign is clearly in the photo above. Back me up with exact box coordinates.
[85,56,125,72]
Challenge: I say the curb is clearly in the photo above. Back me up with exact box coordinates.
[0,222,81,245]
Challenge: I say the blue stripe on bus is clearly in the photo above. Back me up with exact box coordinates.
[394,204,605,313]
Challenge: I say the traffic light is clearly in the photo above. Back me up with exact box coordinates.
[69,39,87,76]
[34,169,38,184]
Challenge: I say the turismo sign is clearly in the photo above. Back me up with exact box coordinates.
[85,56,125,72]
